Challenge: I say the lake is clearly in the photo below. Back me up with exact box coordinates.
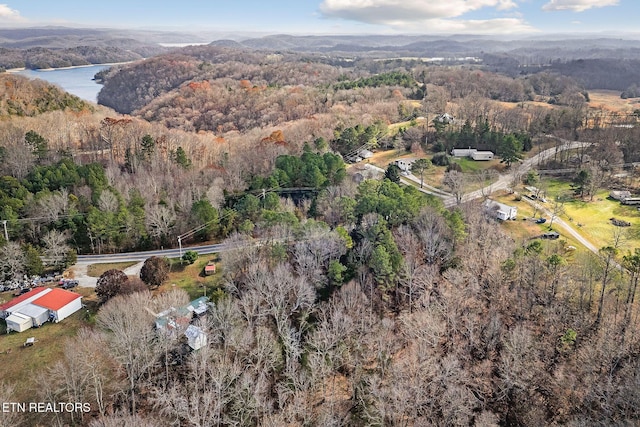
[15,64,113,103]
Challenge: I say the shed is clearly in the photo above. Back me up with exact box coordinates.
[185,325,207,350]
[0,287,51,319]
[32,288,82,323]
[204,262,216,276]
[16,303,49,327]
[5,312,32,333]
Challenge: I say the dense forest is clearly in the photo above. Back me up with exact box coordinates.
[2,38,640,426]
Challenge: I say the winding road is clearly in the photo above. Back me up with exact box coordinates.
[70,137,597,286]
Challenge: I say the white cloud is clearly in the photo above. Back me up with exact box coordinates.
[319,0,518,23]
[318,0,535,34]
[0,4,25,22]
[542,0,619,12]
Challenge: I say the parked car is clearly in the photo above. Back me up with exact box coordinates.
[61,280,78,289]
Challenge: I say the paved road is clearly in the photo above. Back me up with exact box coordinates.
[444,139,591,207]
[71,138,595,286]
[70,243,228,288]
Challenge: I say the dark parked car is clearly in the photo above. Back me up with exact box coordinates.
[542,231,560,239]
[536,218,547,224]
[61,280,79,289]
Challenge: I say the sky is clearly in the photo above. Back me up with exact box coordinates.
[0,0,636,36]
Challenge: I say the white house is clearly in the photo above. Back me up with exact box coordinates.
[31,288,82,323]
[484,200,518,220]
[435,113,454,124]
[610,190,632,201]
[471,151,494,161]
[5,312,33,333]
[394,158,416,173]
[451,148,477,158]
[185,325,207,350]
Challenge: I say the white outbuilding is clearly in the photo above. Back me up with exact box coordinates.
[5,312,33,333]
[16,303,50,328]
[185,325,207,350]
[471,151,494,161]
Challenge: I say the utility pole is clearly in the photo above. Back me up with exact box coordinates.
[178,236,182,258]
[1,220,7,242]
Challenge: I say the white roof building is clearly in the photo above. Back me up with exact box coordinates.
[484,199,518,221]
[16,303,50,328]
[5,312,32,333]
[185,325,207,350]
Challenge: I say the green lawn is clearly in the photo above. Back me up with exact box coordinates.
[450,157,502,173]
[162,254,223,301]
[493,192,583,254]
[86,261,138,277]
[527,179,640,251]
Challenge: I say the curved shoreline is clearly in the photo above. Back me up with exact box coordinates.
[6,61,133,73]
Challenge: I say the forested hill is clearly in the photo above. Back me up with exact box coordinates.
[546,59,640,92]
[0,73,90,116]
[0,27,167,71]
[96,47,346,116]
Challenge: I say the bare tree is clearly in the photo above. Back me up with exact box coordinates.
[97,291,160,414]
[145,204,176,240]
[548,194,567,229]
[443,170,466,204]
[0,382,23,427]
[41,229,71,268]
[0,242,25,281]
[413,207,453,266]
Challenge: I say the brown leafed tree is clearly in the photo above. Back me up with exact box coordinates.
[140,256,170,289]
[96,269,129,303]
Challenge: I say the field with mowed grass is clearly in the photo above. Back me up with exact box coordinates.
[159,253,223,301]
[492,191,583,254]
[532,180,640,251]
[86,261,138,277]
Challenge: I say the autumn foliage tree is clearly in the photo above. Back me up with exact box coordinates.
[140,256,170,289]
[96,269,129,303]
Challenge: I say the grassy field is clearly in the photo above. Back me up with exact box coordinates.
[451,157,502,173]
[86,261,138,277]
[492,191,583,255]
[524,179,640,252]
[159,253,223,301]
